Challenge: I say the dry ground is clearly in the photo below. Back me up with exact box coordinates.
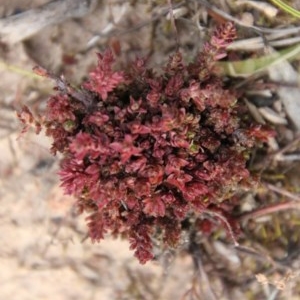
[1,1,300,300]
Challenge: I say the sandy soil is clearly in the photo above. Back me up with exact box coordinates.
[1,1,300,300]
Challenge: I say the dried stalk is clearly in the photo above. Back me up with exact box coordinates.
[238,201,300,222]
[265,184,300,201]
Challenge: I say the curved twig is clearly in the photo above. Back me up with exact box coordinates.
[237,201,300,222]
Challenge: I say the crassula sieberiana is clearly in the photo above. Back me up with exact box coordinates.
[18,22,273,263]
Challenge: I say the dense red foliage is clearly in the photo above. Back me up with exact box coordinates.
[19,23,273,264]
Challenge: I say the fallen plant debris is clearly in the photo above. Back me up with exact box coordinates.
[18,22,274,264]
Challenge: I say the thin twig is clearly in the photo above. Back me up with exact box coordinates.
[84,1,185,50]
[203,210,239,247]
[265,183,300,201]
[229,36,300,51]
[272,134,300,160]
[85,2,129,50]
[237,201,300,222]
[274,154,300,162]
[235,244,290,271]
[188,233,218,300]
[196,0,300,34]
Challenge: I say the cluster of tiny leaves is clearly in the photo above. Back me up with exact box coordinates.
[19,23,273,264]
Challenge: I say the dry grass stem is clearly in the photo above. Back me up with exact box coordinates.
[265,184,300,201]
[238,201,300,222]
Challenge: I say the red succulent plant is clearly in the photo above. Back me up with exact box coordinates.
[18,22,273,264]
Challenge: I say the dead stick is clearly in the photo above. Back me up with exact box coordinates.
[237,201,300,222]
[265,183,300,201]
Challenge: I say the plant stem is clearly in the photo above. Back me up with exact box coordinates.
[237,201,300,222]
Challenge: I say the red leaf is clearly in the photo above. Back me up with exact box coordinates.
[84,49,125,100]
[17,106,41,135]
[139,164,164,185]
[143,195,166,217]
[110,134,143,163]
[166,172,193,192]
[183,181,209,202]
